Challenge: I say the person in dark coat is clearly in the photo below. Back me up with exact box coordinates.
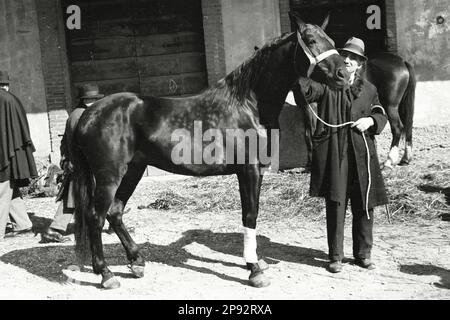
[0,70,38,240]
[41,84,104,243]
[295,38,388,273]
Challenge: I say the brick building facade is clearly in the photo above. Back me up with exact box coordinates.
[1,0,448,167]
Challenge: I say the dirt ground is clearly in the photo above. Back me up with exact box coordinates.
[0,126,449,300]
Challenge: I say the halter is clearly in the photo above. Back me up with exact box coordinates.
[296,31,339,77]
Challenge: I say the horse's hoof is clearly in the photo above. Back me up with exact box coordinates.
[129,265,145,278]
[249,273,270,288]
[101,276,121,290]
[398,159,411,166]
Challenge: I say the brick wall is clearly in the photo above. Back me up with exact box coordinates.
[36,0,72,163]
[201,0,227,86]
[279,0,291,34]
[384,0,398,53]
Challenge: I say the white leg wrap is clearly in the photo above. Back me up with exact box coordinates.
[387,146,400,165]
[243,227,258,263]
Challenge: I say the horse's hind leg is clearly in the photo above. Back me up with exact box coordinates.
[107,161,147,278]
[399,131,413,165]
[236,164,270,288]
[90,182,121,289]
[399,104,413,165]
[383,105,403,170]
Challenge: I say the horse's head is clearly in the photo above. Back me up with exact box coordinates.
[291,12,349,89]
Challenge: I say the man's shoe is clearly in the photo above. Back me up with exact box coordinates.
[355,258,376,270]
[328,260,343,273]
[41,228,70,243]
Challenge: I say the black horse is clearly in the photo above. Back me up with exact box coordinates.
[71,14,349,289]
[297,52,416,170]
[365,52,416,169]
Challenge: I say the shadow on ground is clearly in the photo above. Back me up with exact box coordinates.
[399,264,450,289]
[417,184,450,221]
[27,213,52,234]
[417,184,450,205]
[0,229,326,288]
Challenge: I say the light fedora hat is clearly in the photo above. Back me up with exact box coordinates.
[339,37,367,61]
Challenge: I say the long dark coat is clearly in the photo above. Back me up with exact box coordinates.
[296,76,388,209]
[56,107,86,205]
[0,89,38,186]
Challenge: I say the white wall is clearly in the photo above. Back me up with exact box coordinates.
[27,113,51,159]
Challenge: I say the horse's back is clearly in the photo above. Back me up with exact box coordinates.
[367,52,409,80]
[365,52,410,105]
[75,92,147,156]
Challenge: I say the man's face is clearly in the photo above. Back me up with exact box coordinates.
[82,98,98,106]
[340,51,363,75]
[0,84,9,91]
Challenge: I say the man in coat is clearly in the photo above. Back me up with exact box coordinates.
[41,84,104,243]
[295,37,388,273]
[0,70,38,240]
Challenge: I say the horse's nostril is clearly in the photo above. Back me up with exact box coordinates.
[336,68,346,80]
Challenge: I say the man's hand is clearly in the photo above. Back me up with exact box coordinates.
[351,117,374,132]
[61,159,73,173]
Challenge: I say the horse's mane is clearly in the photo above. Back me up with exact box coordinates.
[205,32,294,105]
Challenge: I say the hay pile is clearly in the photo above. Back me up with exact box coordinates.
[384,162,450,221]
[141,126,450,224]
[142,172,325,220]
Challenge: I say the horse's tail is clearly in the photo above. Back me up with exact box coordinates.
[399,60,416,143]
[72,142,95,264]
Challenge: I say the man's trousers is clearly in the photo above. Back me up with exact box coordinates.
[0,180,33,239]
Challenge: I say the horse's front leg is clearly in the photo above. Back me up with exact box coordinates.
[236,164,270,288]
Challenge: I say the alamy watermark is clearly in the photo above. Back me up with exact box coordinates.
[170,121,279,173]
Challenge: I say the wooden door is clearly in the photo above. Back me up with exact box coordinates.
[63,0,207,100]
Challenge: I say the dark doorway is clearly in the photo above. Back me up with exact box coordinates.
[290,0,388,55]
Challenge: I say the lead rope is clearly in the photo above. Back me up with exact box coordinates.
[307,103,372,220]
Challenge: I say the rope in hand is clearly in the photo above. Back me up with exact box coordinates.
[307,103,372,220]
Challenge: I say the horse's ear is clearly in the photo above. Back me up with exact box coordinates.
[321,13,330,30]
[289,11,306,33]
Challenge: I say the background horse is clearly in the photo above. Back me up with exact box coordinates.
[298,52,416,170]
[71,13,349,289]
[365,52,416,169]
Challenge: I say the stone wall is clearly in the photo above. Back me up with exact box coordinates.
[395,0,450,126]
